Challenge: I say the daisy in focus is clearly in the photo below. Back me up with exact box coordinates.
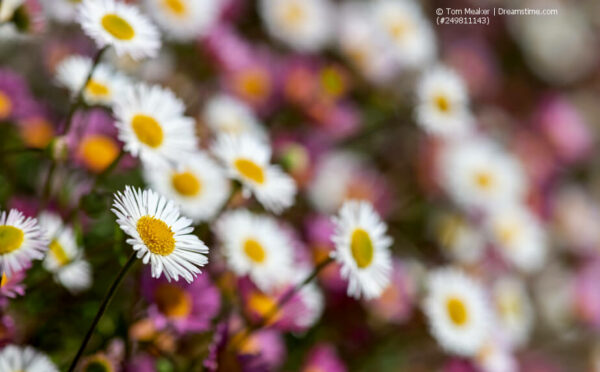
[259,0,333,52]
[440,139,527,212]
[77,0,161,60]
[331,200,393,300]
[212,134,296,214]
[203,94,266,139]
[39,212,92,294]
[0,344,58,372]
[424,267,492,357]
[55,54,129,107]
[371,0,436,70]
[112,186,209,282]
[0,209,47,276]
[415,65,474,138]
[145,0,222,41]
[214,209,294,292]
[485,205,547,273]
[144,151,231,223]
[113,83,197,166]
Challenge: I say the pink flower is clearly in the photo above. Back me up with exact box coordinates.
[300,344,347,372]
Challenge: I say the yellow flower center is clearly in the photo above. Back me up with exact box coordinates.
[131,114,164,148]
[171,171,202,197]
[387,18,411,41]
[49,239,71,266]
[85,79,110,98]
[162,0,186,16]
[247,292,280,322]
[474,170,494,191]
[435,95,451,113]
[350,228,374,269]
[234,158,265,184]
[0,225,24,254]
[154,283,192,318]
[243,238,266,263]
[496,223,520,246]
[282,2,305,26]
[19,118,54,149]
[79,134,119,173]
[0,91,13,119]
[237,69,270,101]
[499,293,521,318]
[101,14,135,41]
[0,273,7,288]
[446,297,469,326]
[136,216,176,256]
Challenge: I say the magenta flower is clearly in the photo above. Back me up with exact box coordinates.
[300,344,347,372]
[0,69,36,122]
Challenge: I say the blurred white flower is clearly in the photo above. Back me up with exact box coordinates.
[203,94,266,140]
[114,82,197,166]
[77,0,161,60]
[492,276,534,348]
[144,151,231,223]
[55,54,130,107]
[214,209,294,292]
[331,200,393,300]
[39,0,79,23]
[212,134,296,214]
[112,186,209,282]
[424,267,492,357]
[0,345,58,372]
[434,212,486,265]
[259,0,334,52]
[485,205,547,273]
[415,65,474,138]
[144,0,222,41]
[39,212,92,294]
[0,0,23,23]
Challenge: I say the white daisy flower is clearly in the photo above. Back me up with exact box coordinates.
[331,200,393,300]
[112,186,209,282]
[203,94,266,140]
[259,0,334,52]
[114,82,197,166]
[424,267,492,357]
[39,212,92,294]
[440,139,527,212]
[435,212,485,265]
[212,134,296,214]
[371,0,436,70]
[214,209,294,292]
[55,54,129,107]
[144,0,222,41]
[77,0,161,60]
[485,205,547,273]
[415,65,474,138]
[492,277,534,348]
[0,344,58,372]
[143,151,231,223]
[0,209,47,276]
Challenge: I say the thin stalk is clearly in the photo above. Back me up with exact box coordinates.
[230,256,334,350]
[68,251,136,372]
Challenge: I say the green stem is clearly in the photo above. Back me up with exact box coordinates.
[230,256,334,350]
[68,251,136,372]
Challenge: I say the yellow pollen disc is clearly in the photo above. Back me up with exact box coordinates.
[435,95,451,113]
[234,158,265,184]
[0,273,7,288]
[474,171,494,190]
[136,216,176,256]
[131,114,164,148]
[446,297,469,326]
[79,135,119,173]
[154,283,192,318]
[0,91,13,119]
[243,238,266,263]
[496,223,519,246]
[101,14,135,41]
[85,79,110,98]
[387,19,410,40]
[350,228,374,269]
[283,2,305,26]
[0,225,24,254]
[247,292,280,323]
[49,239,71,266]
[237,69,270,100]
[20,118,54,149]
[499,294,521,318]
[162,0,186,16]
[171,171,202,197]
